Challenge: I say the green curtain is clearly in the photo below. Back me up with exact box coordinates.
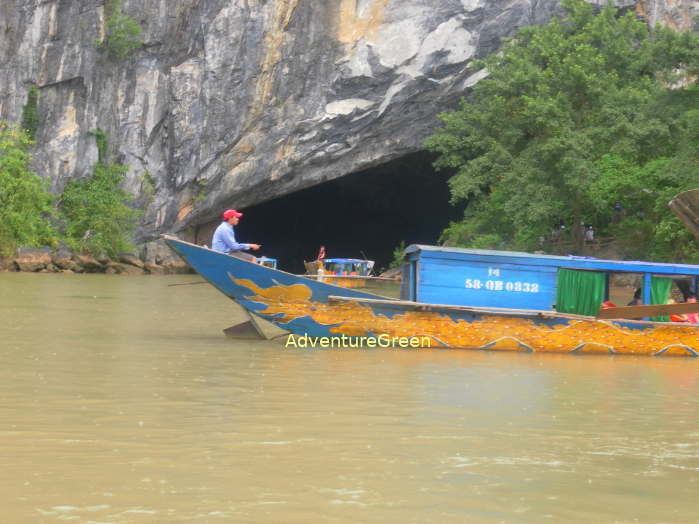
[650,276,673,322]
[556,269,606,316]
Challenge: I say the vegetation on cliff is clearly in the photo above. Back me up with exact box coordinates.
[426,0,699,262]
[20,86,39,140]
[60,162,139,259]
[58,129,139,258]
[0,123,57,256]
[98,0,144,59]
[0,123,139,258]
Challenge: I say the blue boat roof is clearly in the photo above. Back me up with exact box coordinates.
[405,244,699,276]
[324,258,370,264]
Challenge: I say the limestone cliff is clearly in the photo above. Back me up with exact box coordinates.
[1,0,696,241]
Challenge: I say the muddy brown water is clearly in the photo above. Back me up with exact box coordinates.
[1,273,698,523]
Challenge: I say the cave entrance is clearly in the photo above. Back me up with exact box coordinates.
[236,151,463,274]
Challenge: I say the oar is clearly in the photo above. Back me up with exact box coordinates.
[597,302,699,320]
[167,280,207,287]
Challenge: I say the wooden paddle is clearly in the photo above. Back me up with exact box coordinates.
[597,302,699,320]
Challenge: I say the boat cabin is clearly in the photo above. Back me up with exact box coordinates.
[322,258,371,276]
[401,245,699,316]
[258,257,277,269]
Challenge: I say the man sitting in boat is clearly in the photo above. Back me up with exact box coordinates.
[212,209,261,262]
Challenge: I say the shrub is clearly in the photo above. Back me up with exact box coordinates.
[99,0,143,59]
[0,122,57,256]
[90,128,108,163]
[60,161,140,258]
[139,169,155,204]
[388,241,407,269]
[20,86,39,140]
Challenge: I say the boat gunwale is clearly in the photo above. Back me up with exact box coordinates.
[327,295,699,329]
[161,235,399,300]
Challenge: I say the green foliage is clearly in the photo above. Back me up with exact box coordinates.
[0,122,57,256]
[425,0,699,260]
[89,128,108,163]
[20,86,39,140]
[140,169,155,204]
[99,0,143,59]
[192,179,207,203]
[60,156,140,258]
[588,106,699,261]
[0,123,142,259]
[60,163,139,258]
[388,241,407,269]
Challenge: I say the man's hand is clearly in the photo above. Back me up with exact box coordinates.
[249,244,261,250]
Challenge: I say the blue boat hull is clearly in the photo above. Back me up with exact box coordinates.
[163,237,699,356]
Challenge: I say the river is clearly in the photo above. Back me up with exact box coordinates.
[1,272,698,523]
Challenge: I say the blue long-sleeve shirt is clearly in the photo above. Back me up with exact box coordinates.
[212,222,251,253]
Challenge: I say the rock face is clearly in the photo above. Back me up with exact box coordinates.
[13,247,52,272]
[1,0,696,241]
[5,244,191,274]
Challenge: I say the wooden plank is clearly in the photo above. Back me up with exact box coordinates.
[416,256,558,311]
[327,295,592,320]
[596,302,699,320]
[330,294,699,323]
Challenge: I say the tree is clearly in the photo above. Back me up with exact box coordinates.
[60,132,140,258]
[99,0,144,59]
[588,103,699,262]
[21,86,39,140]
[0,122,57,256]
[425,0,699,258]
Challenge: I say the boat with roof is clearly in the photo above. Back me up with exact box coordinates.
[163,235,699,356]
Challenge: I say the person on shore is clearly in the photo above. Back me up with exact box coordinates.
[212,209,260,262]
[584,224,594,243]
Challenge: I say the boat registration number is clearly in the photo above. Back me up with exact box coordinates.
[465,278,540,293]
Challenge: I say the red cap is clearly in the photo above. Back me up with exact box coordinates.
[222,209,243,220]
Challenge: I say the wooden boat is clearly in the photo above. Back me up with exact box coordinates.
[304,258,374,288]
[163,236,699,356]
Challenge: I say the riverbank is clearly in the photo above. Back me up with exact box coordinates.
[0,239,192,275]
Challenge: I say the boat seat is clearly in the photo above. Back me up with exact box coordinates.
[304,260,318,275]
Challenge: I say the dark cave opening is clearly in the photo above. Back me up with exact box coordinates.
[233,151,463,274]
